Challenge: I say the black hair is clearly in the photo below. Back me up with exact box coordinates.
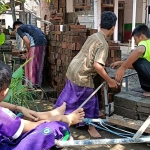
[0,61,12,92]
[13,20,23,30]
[131,24,150,38]
[101,11,117,30]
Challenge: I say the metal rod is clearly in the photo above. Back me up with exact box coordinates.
[104,84,109,119]
[78,82,105,108]
[133,115,150,141]
[56,136,150,147]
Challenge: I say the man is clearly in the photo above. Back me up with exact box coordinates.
[0,60,85,149]
[111,24,150,96]
[13,21,47,88]
[55,11,118,138]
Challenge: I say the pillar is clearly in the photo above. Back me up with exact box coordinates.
[114,0,118,42]
[131,0,137,49]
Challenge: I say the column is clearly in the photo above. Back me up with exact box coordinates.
[66,0,73,13]
[114,0,118,42]
[97,0,101,31]
[131,0,137,49]
[142,0,146,23]
[94,0,98,29]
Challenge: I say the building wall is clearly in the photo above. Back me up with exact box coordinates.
[124,0,143,24]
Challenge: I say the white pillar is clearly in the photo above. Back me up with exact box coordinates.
[94,0,98,29]
[66,0,73,13]
[131,0,137,49]
[97,0,101,31]
[114,0,118,42]
[142,0,146,23]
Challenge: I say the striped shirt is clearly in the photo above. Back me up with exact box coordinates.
[66,30,108,88]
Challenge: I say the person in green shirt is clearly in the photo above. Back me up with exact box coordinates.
[111,24,150,96]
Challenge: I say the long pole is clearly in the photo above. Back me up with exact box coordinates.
[131,0,137,49]
[56,136,150,147]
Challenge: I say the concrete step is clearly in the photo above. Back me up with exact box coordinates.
[114,89,150,121]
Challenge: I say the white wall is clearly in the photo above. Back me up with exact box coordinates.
[124,0,143,24]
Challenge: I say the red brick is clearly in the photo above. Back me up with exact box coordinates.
[55,25,60,31]
[70,28,87,33]
[62,42,67,48]
[67,43,76,50]
[70,25,86,29]
[69,36,80,43]
[65,31,79,36]
[110,50,115,58]
[109,46,120,50]
[76,43,82,50]
[50,41,56,46]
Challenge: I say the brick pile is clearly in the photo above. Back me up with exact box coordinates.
[46,25,98,95]
[0,41,12,68]
[46,25,121,105]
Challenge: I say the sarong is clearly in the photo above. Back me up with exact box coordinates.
[0,121,69,150]
[133,58,150,91]
[25,45,46,87]
[55,79,99,118]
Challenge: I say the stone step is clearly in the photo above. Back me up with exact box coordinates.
[114,90,150,121]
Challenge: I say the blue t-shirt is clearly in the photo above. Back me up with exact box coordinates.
[17,24,47,46]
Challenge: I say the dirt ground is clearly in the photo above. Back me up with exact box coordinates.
[36,99,150,150]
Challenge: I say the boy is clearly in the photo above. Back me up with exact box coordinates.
[111,24,150,96]
[13,21,47,88]
[55,11,118,138]
[0,60,85,149]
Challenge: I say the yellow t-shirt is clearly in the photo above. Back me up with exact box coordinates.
[138,39,150,62]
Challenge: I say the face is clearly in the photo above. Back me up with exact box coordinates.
[133,35,142,45]
[0,88,9,102]
[14,25,20,32]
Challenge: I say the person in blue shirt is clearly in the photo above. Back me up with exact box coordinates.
[13,21,47,88]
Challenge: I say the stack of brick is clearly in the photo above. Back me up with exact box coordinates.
[47,24,88,95]
[0,41,12,68]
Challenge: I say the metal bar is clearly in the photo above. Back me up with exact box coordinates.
[78,82,105,108]
[133,115,150,141]
[104,84,109,119]
[56,136,150,147]
[125,77,128,91]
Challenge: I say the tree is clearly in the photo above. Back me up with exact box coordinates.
[0,1,9,13]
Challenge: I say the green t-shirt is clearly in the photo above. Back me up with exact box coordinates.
[138,39,150,62]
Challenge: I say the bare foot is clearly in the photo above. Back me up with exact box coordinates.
[52,102,66,115]
[143,92,150,97]
[66,108,85,126]
[88,125,101,138]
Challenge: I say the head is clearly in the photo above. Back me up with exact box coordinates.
[0,61,12,102]
[100,11,117,37]
[131,24,150,45]
[13,21,23,32]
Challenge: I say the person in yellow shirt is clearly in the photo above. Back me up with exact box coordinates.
[111,24,150,96]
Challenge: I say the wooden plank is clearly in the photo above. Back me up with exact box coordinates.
[108,114,150,134]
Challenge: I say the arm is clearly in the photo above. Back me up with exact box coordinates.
[93,62,118,88]
[22,36,30,51]
[121,46,145,69]
[0,102,39,121]
[115,46,145,82]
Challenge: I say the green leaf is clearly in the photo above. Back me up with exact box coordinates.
[4,89,12,102]
[12,66,24,78]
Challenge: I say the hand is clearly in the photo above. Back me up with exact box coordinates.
[115,66,126,82]
[18,54,27,59]
[19,107,40,121]
[110,61,121,69]
[108,79,119,88]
